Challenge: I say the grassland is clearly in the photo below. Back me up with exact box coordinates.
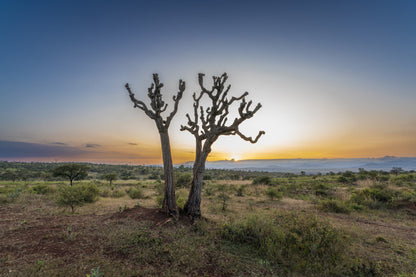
[0,164,415,276]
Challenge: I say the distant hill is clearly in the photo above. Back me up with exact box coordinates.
[182,156,416,173]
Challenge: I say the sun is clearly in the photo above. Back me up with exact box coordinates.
[230,154,241,161]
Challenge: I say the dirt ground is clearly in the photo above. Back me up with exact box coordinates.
[1,195,415,276]
[0,200,178,276]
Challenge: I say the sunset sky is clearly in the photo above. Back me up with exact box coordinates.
[1,0,415,164]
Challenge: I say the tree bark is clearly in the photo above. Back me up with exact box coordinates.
[184,140,211,219]
[159,130,178,216]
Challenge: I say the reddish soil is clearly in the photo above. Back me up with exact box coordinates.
[0,204,184,276]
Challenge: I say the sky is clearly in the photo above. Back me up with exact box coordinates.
[0,0,415,164]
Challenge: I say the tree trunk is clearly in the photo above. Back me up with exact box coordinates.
[70,178,73,186]
[159,130,178,216]
[184,140,210,220]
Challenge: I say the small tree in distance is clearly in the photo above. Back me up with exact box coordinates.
[125,74,185,216]
[52,164,89,186]
[103,173,118,186]
[181,73,265,219]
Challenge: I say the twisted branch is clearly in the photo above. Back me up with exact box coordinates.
[126,74,185,129]
[181,72,265,145]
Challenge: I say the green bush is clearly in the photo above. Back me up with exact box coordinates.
[338,171,357,184]
[127,187,145,199]
[264,187,282,200]
[57,184,99,212]
[312,182,331,196]
[221,211,348,275]
[176,195,186,209]
[252,176,272,186]
[30,184,55,195]
[319,199,351,214]
[175,173,192,188]
[350,185,398,209]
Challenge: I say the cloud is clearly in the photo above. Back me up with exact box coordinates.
[85,143,101,148]
[128,142,138,145]
[0,140,87,158]
[52,142,67,145]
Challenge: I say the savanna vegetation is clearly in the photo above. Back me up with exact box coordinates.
[1,161,415,276]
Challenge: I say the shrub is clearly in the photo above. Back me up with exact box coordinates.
[156,195,164,208]
[31,184,54,195]
[204,184,215,196]
[5,187,23,201]
[111,189,126,198]
[127,187,145,199]
[176,195,186,210]
[319,199,351,214]
[217,184,230,211]
[57,184,99,212]
[99,188,111,197]
[264,187,282,200]
[221,211,348,275]
[0,194,10,204]
[236,185,246,197]
[312,182,331,196]
[252,176,272,186]
[175,173,192,188]
[338,171,357,184]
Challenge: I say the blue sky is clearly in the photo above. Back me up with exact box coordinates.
[1,0,415,163]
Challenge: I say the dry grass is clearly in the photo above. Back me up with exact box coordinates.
[1,176,415,276]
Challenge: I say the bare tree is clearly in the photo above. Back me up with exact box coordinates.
[181,73,265,219]
[125,74,185,216]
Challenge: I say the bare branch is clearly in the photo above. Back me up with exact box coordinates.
[125,83,156,119]
[166,79,185,127]
[235,130,265,144]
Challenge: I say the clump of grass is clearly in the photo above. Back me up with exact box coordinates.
[319,199,352,214]
[126,187,145,199]
[30,184,56,195]
[236,185,246,197]
[99,188,111,197]
[221,211,350,275]
[110,189,126,198]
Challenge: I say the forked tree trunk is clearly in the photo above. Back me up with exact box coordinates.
[159,130,178,216]
[184,140,211,219]
[181,73,264,220]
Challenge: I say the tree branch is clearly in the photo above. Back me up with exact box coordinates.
[166,79,185,127]
[235,130,265,143]
[125,83,156,119]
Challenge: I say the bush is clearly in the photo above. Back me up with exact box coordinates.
[0,194,11,204]
[236,185,246,197]
[264,187,282,200]
[127,187,145,199]
[338,171,357,184]
[175,173,192,188]
[57,184,99,212]
[350,185,398,209]
[221,211,348,275]
[99,188,111,197]
[111,189,126,198]
[312,182,331,196]
[176,195,186,210]
[319,199,351,214]
[30,184,55,195]
[252,176,272,186]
